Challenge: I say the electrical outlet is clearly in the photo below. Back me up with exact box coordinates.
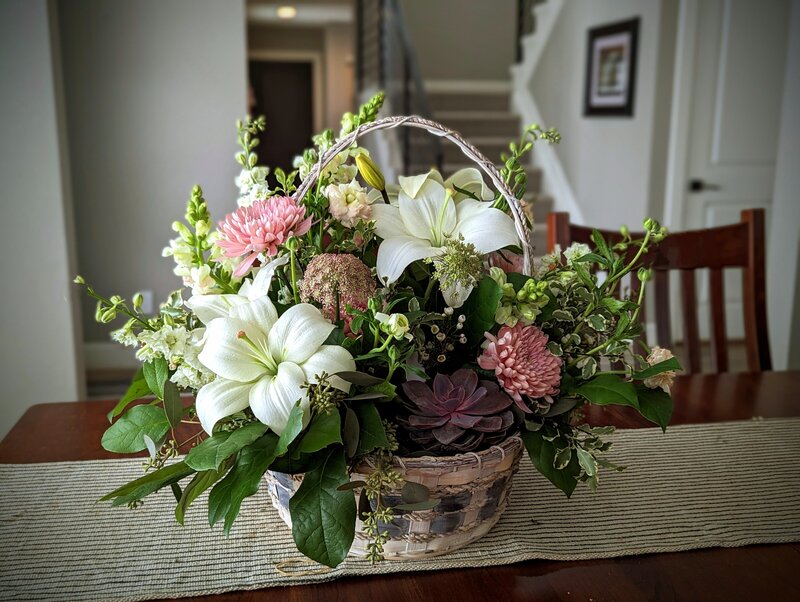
[139,289,154,314]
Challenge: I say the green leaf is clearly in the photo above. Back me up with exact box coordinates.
[554,445,572,470]
[170,482,183,503]
[463,277,503,343]
[343,408,359,458]
[521,430,580,498]
[585,314,608,331]
[100,460,194,506]
[576,447,597,477]
[289,447,356,568]
[107,368,151,422]
[401,481,430,504]
[336,480,366,491]
[601,297,637,314]
[632,357,683,381]
[175,459,232,525]
[364,380,397,401]
[297,411,342,454]
[590,229,613,261]
[163,380,183,430]
[573,252,609,266]
[185,422,268,471]
[551,309,574,322]
[575,374,639,409]
[354,403,389,455]
[208,433,280,534]
[275,401,305,457]
[143,357,169,399]
[635,385,674,432]
[395,499,440,512]
[101,405,171,453]
[334,371,385,386]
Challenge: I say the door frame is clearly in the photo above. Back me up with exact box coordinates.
[248,50,324,134]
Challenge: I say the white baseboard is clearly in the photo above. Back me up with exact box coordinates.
[84,342,139,370]
[425,80,511,94]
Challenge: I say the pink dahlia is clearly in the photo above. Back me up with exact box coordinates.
[300,253,376,323]
[478,323,561,412]
[216,196,311,277]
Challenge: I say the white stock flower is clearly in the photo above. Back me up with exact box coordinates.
[195,299,355,435]
[326,180,374,227]
[135,324,189,363]
[372,178,519,288]
[563,243,591,265]
[188,265,218,296]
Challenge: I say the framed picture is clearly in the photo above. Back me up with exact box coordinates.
[584,18,640,117]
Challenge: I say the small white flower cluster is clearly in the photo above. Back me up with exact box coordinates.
[293,149,359,185]
[112,323,214,391]
[563,242,591,265]
[235,166,270,207]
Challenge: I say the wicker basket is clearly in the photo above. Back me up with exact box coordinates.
[267,116,532,560]
[264,436,524,560]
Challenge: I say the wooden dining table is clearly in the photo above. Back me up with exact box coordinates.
[2,371,799,601]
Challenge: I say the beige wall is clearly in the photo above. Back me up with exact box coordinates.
[58,0,248,347]
[768,0,800,370]
[532,0,674,229]
[0,0,83,437]
[400,0,517,82]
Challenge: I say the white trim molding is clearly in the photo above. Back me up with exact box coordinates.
[424,80,512,94]
[510,0,584,223]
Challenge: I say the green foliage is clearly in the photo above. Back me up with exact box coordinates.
[632,357,683,381]
[107,368,151,422]
[463,276,503,344]
[275,401,306,457]
[101,405,170,453]
[185,423,268,471]
[296,410,342,454]
[175,460,233,525]
[100,461,194,507]
[575,374,639,408]
[495,123,560,210]
[207,433,280,534]
[143,357,169,399]
[521,429,580,498]
[635,385,674,432]
[354,403,390,455]
[163,380,183,430]
[289,447,357,567]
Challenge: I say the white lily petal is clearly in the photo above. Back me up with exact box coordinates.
[185,294,246,324]
[440,280,474,309]
[376,235,438,284]
[249,362,308,435]
[455,200,520,253]
[300,345,356,392]
[228,296,278,333]
[267,303,335,364]
[246,255,290,300]
[399,170,441,198]
[399,180,457,242]
[195,378,251,434]
[198,317,266,382]
[371,203,406,240]
[444,167,493,201]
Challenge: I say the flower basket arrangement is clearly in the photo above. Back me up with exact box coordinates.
[78,93,680,567]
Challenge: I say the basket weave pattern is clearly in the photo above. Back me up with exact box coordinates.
[265,437,524,559]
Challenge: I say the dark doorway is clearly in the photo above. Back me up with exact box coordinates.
[248,60,314,173]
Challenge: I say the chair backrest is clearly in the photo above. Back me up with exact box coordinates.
[547,210,771,373]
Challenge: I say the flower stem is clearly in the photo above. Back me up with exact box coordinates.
[289,249,301,304]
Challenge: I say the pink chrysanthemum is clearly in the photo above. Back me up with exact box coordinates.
[478,323,561,412]
[216,196,311,277]
[300,253,376,323]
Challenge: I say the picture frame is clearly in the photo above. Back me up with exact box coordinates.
[583,17,640,117]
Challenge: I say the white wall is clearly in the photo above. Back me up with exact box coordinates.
[324,24,355,130]
[58,0,248,350]
[401,0,517,82]
[531,0,673,229]
[768,0,800,370]
[0,0,83,437]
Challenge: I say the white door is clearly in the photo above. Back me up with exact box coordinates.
[668,0,790,340]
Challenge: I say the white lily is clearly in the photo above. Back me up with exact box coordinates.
[195,297,355,435]
[367,167,494,207]
[371,178,519,306]
[185,255,289,324]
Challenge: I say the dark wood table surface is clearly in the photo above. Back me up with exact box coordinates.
[2,371,799,601]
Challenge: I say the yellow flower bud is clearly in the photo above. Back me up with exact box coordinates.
[355,153,385,191]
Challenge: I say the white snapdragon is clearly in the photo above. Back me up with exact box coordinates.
[325,180,374,228]
[235,166,271,207]
[188,265,218,296]
[162,237,194,279]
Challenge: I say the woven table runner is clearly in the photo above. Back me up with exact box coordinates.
[1,418,799,601]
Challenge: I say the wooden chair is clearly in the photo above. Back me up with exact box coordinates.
[547,210,771,373]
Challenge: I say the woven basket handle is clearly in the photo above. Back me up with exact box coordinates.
[293,115,533,275]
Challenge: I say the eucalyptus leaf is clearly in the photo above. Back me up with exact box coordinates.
[395,499,440,512]
[401,481,430,504]
[289,447,356,568]
[143,434,158,458]
[101,405,171,453]
[334,371,386,386]
[185,423,268,471]
[345,392,388,401]
[343,408,359,458]
[336,480,366,492]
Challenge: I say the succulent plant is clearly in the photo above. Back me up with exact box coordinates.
[399,369,515,453]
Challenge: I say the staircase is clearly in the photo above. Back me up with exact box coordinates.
[409,88,553,255]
